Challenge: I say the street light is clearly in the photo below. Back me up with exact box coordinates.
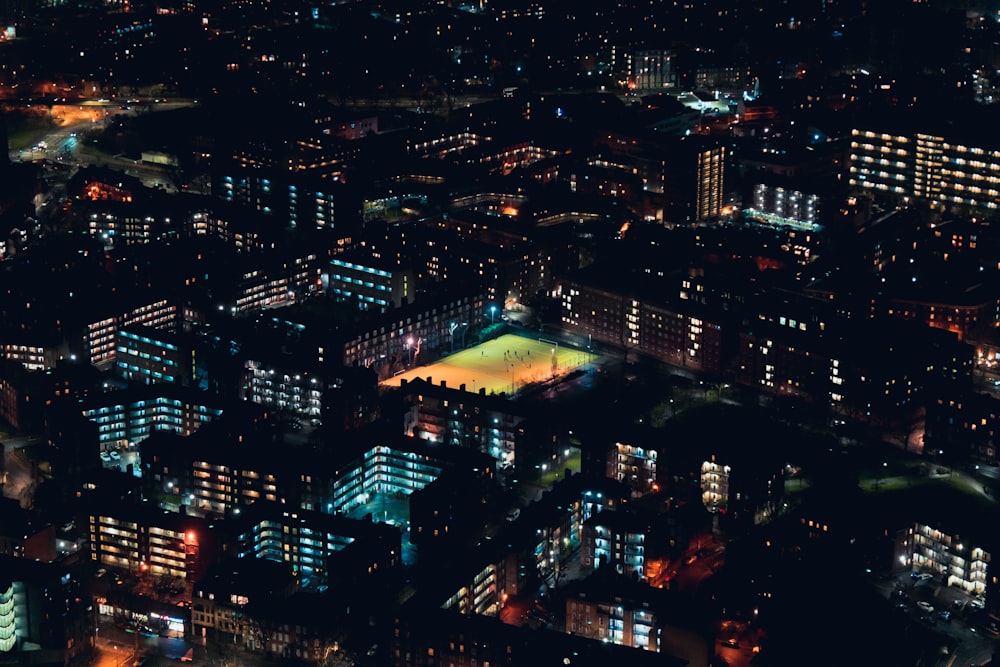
[405,337,414,365]
[490,305,497,325]
[876,461,887,492]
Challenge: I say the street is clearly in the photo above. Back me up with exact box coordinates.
[95,620,191,666]
[669,545,726,592]
[7,99,197,192]
[92,619,351,667]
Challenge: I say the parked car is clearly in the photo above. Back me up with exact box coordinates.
[916,601,934,613]
[529,608,553,625]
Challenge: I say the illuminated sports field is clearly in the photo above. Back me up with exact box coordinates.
[382,333,596,396]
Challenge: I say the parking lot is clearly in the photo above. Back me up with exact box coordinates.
[346,493,417,565]
[878,571,999,665]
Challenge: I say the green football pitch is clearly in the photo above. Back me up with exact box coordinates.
[382,333,596,395]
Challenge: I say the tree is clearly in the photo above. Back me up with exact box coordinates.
[529,295,561,331]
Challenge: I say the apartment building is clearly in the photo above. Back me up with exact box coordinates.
[88,506,217,583]
[85,297,179,367]
[115,325,198,386]
[849,126,1000,217]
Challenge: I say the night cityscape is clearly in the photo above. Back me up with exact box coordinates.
[4,0,1000,665]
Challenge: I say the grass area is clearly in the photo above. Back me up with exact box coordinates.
[382,333,598,396]
[782,432,1000,539]
[537,450,581,486]
[849,468,1000,539]
[6,105,105,156]
[6,113,57,152]
[874,478,998,529]
[861,475,911,493]
[783,477,812,496]
[941,471,989,497]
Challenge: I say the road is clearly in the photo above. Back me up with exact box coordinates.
[94,618,337,667]
[669,546,726,592]
[715,628,762,667]
[6,99,196,191]
[95,620,189,665]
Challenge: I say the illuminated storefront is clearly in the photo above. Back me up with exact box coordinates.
[96,598,186,638]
